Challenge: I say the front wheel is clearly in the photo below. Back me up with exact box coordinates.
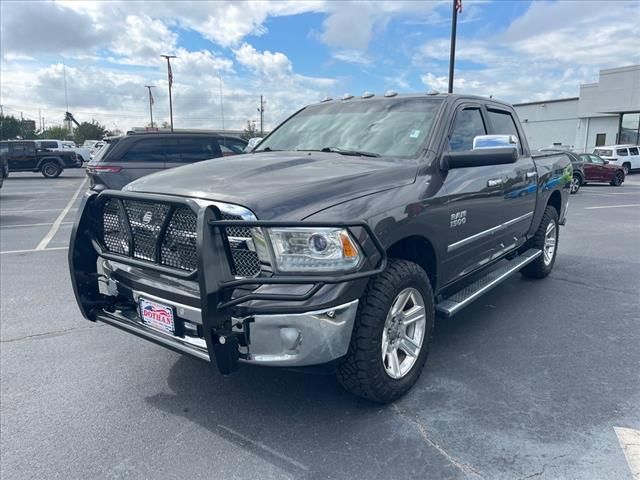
[337,259,434,403]
[622,163,631,176]
[570,174,581,194]
[41,161,62,178]
[610,171,624,186]
[521,206,559,279]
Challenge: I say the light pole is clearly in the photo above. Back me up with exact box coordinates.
[161,54,176,132]
[448,0,463,94]
[257,95,265,137]
[144,85,155,129]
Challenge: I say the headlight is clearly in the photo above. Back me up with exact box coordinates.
[253,227,362,273]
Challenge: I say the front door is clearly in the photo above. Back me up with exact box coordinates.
[9,142,37,171]
[584,154,609,181]
[440,104,510,285]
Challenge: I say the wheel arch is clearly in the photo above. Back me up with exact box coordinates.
[36,156,63,169]
[386,235,438,292]
[547,190,562,217]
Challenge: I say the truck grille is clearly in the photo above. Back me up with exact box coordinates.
[98,198,260,277]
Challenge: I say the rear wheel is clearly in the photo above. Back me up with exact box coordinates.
[622,163,631,175]
[610,171,624,186]
[41,161,62,178]
[337,259,434,403]
[521,206,559,279]
[570,174,582,194]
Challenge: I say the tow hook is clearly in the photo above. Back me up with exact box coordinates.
[212,332,241,375]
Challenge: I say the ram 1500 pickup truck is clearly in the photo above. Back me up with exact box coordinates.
[69,93,570,403]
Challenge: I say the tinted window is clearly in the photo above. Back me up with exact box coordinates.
[617,148,629,156]
[11,142,35,154]
[218,137,247,155]
[172,137,222,163]
[0,143,9,155]
[629,147,639,155]
[39,141,58,149]
[487,109,522,152]
[119,138,166,162]
[449,108,486,152]
[590,155,605,165]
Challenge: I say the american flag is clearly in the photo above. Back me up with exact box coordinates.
[149,89,154,105]
[455,0,463,14]
[168,61,173,88]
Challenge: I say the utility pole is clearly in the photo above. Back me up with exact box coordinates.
[144,85,155,129]
[448,0,462,94]
[161,55,177,132]
[257,96,265,137]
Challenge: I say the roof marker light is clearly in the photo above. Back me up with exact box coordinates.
[426,90,440,95]
[361,91,375,99]
[341,93,354,100]
[321,96,333,103]
[384,90,398,97]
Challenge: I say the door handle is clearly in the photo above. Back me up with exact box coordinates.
[487,178,503,187]
[526,171,537,179]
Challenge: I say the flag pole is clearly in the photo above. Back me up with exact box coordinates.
[448,0,461,94]
[161,54,176,132]
[145,85,155,128]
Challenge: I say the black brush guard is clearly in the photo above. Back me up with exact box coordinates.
[69,190,387,374]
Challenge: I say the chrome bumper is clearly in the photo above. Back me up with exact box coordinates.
[95,298,358,367]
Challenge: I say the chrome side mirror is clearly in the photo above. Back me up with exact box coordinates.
[473,135,518,150]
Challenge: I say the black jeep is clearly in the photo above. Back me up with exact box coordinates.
[0,140,81,178]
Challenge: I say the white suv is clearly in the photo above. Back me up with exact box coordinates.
[593,145,640,175]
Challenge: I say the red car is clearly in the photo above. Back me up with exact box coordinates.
[578,153,625,186]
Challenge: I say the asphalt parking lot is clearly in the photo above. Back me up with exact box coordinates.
[1,170,639,480]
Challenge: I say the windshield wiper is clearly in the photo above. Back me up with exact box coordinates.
[320,147,380,157]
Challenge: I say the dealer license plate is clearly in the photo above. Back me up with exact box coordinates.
[139,297,175,335]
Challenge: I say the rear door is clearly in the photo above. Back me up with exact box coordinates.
[441,103,510,284]
[164,135,222,170]
[9,142,37,170]
[628,147,640,169]
[486,107,536,245]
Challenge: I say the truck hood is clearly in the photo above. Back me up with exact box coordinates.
[125,151,418,219]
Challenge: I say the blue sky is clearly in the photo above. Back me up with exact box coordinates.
[1,1,638,132]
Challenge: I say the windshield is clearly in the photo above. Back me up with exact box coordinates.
[257,97,443,158]
[594,148,613,157]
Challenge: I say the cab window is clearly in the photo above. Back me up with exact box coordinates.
[448,108,486,152]
[617,148,629,156]
[487,109,523,153]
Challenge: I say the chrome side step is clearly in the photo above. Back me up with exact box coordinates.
[436,248,542,318]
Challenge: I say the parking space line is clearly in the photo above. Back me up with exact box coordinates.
[584,204,640,210]
[1,222,73,229]
[0,246,68,255]
[614,427,640,479]
[36,178,87,250]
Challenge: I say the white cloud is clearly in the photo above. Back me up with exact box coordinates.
[234,43,292,77]
[109,16,178,65]
[332,50,373,66]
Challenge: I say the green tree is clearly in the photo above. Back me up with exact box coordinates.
[39,125,69,140]
[74,120,107,145]
[0,114,22,140]
[241,120,258,140]
[161,121,170,129]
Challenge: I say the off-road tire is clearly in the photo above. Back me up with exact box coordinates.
[610,171,624,186]
[521,206,559,279]
[337,259,434,403]
[41,161,62,178]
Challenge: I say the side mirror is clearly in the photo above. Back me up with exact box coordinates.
[443,147,518,170]
[473,134,518,150]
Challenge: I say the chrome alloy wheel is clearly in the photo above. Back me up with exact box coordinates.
[543,221,557,266]
[381,287,426,379]
[570,176,580,193]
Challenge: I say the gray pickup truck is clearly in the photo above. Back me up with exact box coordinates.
[69,93,570,403]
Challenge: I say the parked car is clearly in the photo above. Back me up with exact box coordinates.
[578,153,625,186]
[244,137,263,152]
[0,140,81,178]
[38,139,91,164]
[0,145,8,188]
[70,93,570,403]
[592,145,640,175]
[540,148,585,194]
[89,141,105,159]
[82,140,100,149]
[85,132,247,190]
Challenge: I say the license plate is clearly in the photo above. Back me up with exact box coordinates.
[139,297,175,335]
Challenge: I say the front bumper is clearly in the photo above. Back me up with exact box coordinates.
[69,189,384,372]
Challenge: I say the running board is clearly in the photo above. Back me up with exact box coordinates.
[436,249,542,318]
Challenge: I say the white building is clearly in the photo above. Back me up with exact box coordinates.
[514,65,640,153]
